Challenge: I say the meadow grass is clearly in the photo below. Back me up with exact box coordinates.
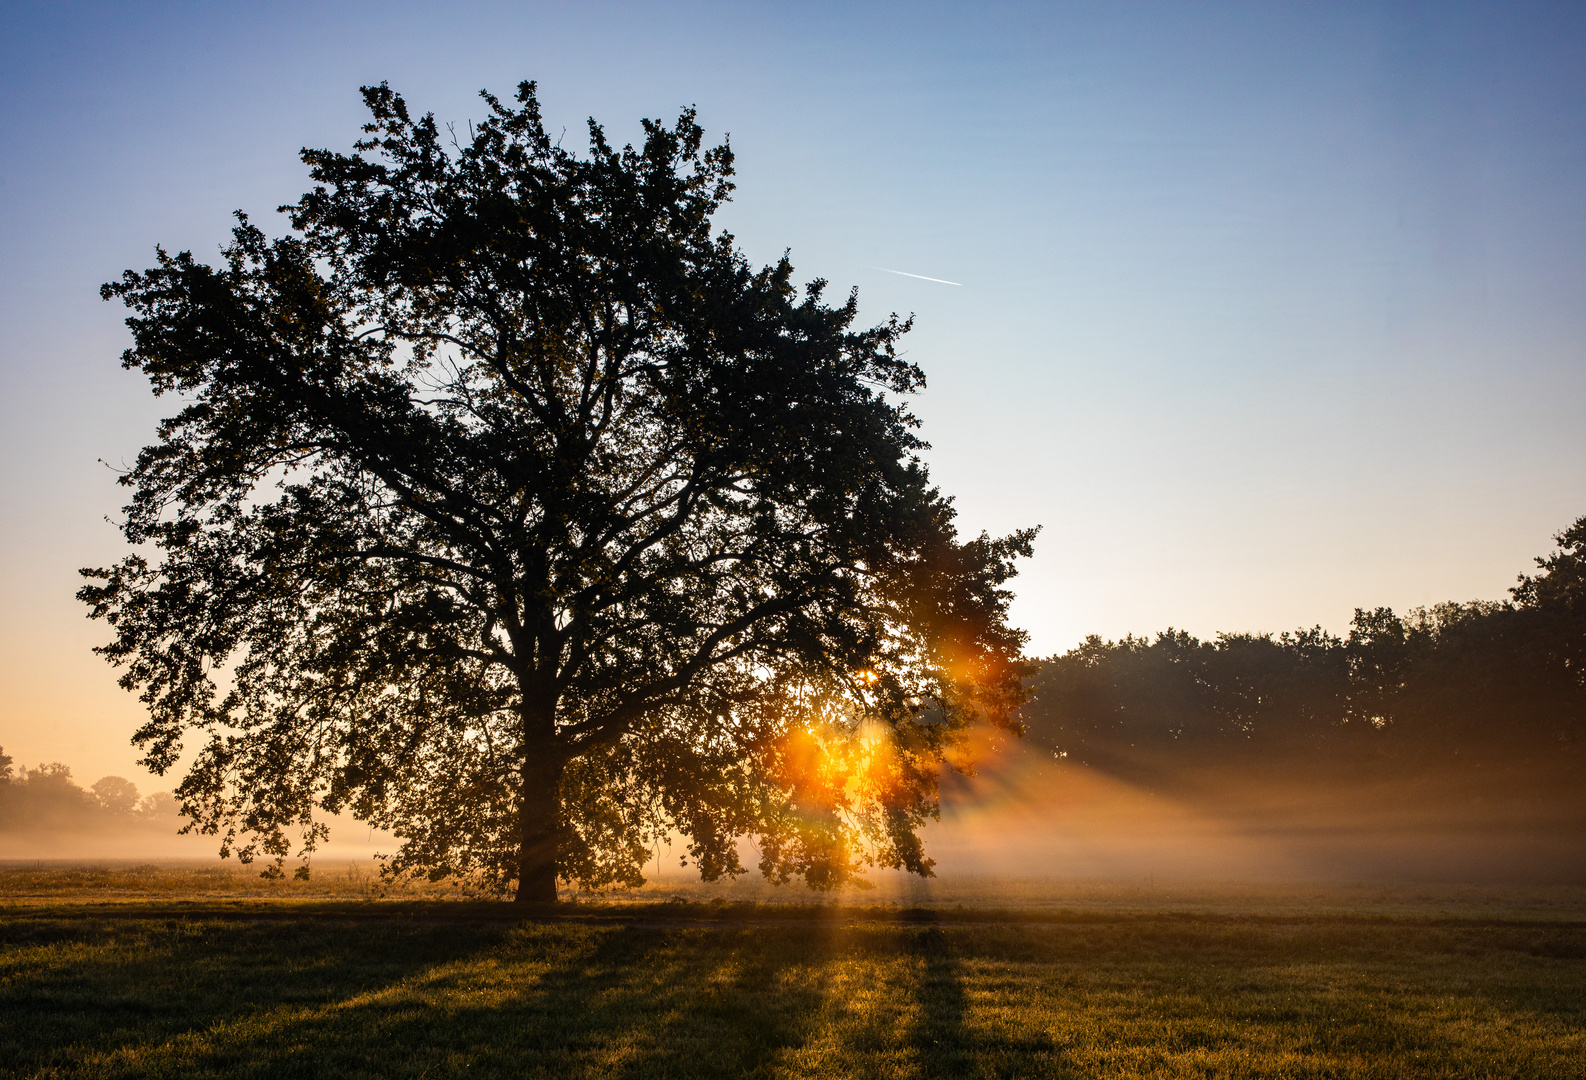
[2,868,1584,1078]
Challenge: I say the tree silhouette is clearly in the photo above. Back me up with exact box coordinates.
[1020,514,1586,780]
[81,81,1034,899]
[91,776,141,815]
[1513,513,1586,697]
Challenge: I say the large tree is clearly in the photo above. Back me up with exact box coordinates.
[81,82,1034,901]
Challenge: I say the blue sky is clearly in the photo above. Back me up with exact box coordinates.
[2,1,1583,780]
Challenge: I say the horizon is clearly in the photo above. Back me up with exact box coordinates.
[2,1,1583,785]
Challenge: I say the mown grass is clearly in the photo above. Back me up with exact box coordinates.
[3,886,1584,1080]
[0,861,463,902]
[9,861,1586,918]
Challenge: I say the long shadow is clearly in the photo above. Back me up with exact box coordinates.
[12,909,1577,1077]
[96,917,839,1079]
[907,924,974,1077]
[0,911,494,1069]
[904,921,1062,1080]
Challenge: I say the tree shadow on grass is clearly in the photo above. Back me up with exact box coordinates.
[0,913,496,1073]
[906,925,972,1077]
[165,921,839,1079]
[904,924,1062,1080]
[13,914,1576,1078]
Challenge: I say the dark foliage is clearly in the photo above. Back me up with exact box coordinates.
[1022,515,1586,776]
[80,81,1033,898]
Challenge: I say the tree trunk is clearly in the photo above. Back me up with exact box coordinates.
[514,748,564,903]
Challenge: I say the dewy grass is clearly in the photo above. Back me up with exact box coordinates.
[2,891,1584,1079]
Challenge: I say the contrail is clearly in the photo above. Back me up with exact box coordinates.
[872,266,963,286]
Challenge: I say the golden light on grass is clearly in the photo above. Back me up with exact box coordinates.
[2,869,1584,1080]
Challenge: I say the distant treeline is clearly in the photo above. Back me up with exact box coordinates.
[0,749,177,833]
[8,517,1582,829]
[1020,515,1586,776]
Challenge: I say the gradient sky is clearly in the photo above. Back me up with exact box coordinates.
[2,1,1584,786]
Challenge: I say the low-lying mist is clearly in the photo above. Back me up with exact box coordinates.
[3,742,1581,888]
[0,758,388,864]
[919,731,1586,885]
[4,732,1582,885]
[8,510,1583,887]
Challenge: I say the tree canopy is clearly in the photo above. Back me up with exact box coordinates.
[1020,513,1586,777]
[81,81,1034,899]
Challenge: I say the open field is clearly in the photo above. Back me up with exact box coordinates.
[4,867,1586,1078]
[7,861,1586,919]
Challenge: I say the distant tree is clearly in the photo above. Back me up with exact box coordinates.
[91,776,141,816]
[1513,514,1586,694]
[1021,630,1222,770]
[0,761,180,836]
[1516,515,1586,614]
[81,81,1034,899]
[0,763,95,831]
[1200,629,1347,750]
[0,748,11,828]
[138,791,181,819]
[1343,607,1408,730]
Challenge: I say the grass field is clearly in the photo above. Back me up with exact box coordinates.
[3,866,1585,1078]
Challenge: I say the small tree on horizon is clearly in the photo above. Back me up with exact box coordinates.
[91,776,142,816]
[80,81,1035,900]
